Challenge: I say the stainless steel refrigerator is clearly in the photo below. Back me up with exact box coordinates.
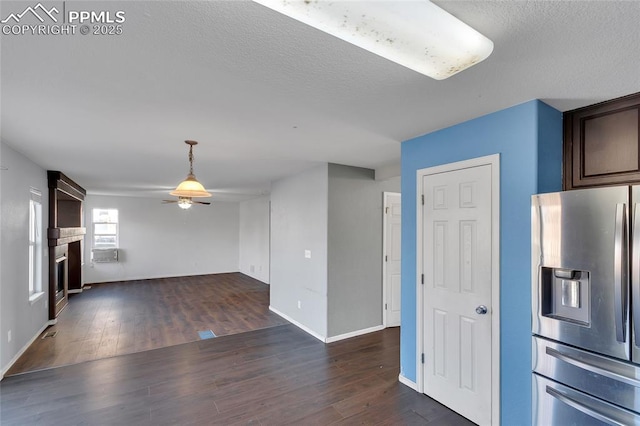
[532,186,640,425]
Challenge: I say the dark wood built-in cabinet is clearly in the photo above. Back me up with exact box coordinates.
[48,171,86,320]
[564,92,640,190]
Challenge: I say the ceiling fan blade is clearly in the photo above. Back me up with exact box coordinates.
[162,200,178,203]
[194,201,211,205]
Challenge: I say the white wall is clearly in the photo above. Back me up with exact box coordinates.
[239,196,270,284]
[0,143,2,375]
[269,163,401,341]
[270,164,328,338]
[0,142,49,377]
[83,195,239,283]
[327,164,400,337]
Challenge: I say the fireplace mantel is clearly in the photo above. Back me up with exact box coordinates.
[48,227,86,247]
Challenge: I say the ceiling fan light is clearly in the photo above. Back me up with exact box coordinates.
[252,0,493,80]
[177,197,193,209]
[170,174,212,198]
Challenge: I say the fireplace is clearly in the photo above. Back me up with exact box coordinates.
[54,245,68,308]
[48,171,86,319]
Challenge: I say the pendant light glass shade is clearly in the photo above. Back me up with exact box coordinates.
[252,0,493,80]
[170,175,211,198]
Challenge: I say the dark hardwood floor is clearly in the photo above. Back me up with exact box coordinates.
[6,273,288,375]
[1,272,475,425]
[0,324,474,425]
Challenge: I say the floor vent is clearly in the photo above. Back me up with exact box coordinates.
[198,330,216,340]
[42,331,58,339]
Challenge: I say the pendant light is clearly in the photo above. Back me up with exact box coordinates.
[170,140,212,199]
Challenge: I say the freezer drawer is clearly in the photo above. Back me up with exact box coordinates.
[533,374,640,426]
[533,336,640,413]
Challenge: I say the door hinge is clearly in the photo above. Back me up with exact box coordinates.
[385,255,388,262]
[421,274,424,284]
[385,303,388,310]
[385,206,389,214]
[421,194,424,205]
[421,353,425,364]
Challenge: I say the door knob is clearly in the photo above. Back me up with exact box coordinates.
[476,305,488,315]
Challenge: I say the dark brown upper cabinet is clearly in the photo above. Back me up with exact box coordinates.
[564,92,640,190]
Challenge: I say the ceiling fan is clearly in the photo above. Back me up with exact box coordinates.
[163,140,212,209]
[162,196,211,209]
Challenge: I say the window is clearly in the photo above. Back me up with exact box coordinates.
[92,208,118,248]
[29,189,43,301]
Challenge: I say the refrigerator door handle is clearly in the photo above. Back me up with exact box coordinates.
[614,203,627,343]
[633,203,640,348]
[546,346,640,387]
[545,386,629,426]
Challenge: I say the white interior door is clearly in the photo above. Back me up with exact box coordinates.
[384,192,401,327]
[422,163,493,425]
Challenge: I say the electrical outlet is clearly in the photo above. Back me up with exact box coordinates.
[304,250,311,259]
[297,300,301,309]
[8,330,11,342]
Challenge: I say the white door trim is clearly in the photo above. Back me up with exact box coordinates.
[383,191,401,327]
[416,154,501,425]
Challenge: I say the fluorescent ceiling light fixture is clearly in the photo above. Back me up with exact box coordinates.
[253,0,493,79]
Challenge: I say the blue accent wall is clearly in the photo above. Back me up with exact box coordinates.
[400,100,562,425]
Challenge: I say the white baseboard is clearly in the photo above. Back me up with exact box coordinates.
[268,306,326,342]
[1,320,56,380]
[238,269,270,285]
[84,270,240,285]
[325,324,385,343]
[68,289,83,294]
[268,307,386,344]
[398,374,418,391]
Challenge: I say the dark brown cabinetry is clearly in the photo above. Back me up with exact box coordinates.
[564,92,640,190]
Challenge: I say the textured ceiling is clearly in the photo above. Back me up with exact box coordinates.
[1,1,639,201]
